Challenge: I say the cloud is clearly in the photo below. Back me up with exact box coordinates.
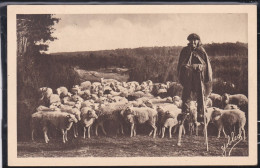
[47,14,247,53]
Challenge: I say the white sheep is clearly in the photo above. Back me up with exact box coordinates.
[59,104,81,137]
[121,106,158,138]
[211,108,246,140]
[95,102,129,136]
[31,111,78,143]
[80,81,92,90]
[80,107,98,139]
[56,86,69,98]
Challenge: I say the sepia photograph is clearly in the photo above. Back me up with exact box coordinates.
[7,5,257,166]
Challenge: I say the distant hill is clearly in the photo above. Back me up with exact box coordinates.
[50,42,247,57]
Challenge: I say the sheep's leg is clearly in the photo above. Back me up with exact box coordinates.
[73,125,77,138]
[151,124,157,138]
[173,126,177,134]
[88,126,91,138]
[182,126,186,135]
[130,124,134,137]
[120,123,124,135]
[169,126,172,138]
[31,129,35,141]
[222,127,227,138]
[242,127,246,140]
[217,127,221,138]
[148,130,153,136]
[83,127,86,139]
[161,127,165,138]
[75,124,79,137]
[65,130,69,141]
[43,127,49,143]
[177,114,187,146]
[158,125,162,136]
[61,129,66,143]
[189,123,193,135]
[100,122,107,135]
[133,125,137,136]
[95,124,99,136]
[195,122,199,136]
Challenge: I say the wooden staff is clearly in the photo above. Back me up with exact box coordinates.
[200,72,209,151]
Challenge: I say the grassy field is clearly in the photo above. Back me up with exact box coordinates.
[18,128,248,157]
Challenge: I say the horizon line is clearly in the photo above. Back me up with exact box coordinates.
[48,41,248,55]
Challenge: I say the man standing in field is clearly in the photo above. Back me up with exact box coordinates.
[177,33,213,122]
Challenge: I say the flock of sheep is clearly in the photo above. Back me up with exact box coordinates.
[31,78,248,144]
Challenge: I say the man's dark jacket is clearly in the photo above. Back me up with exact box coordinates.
[177,45,213,96]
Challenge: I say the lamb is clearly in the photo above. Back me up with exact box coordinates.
[31,111,78,143]
[80,107,98,138]
[156,105,181,137]
[211,108,246,140]
[182,101,200,136]
[208,93,222,108]
[121,106,158,138]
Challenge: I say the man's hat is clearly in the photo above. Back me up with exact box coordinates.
[187,33,200,41]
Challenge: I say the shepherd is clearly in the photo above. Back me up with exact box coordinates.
[176,33,213,148]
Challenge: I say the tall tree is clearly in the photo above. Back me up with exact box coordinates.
[17,14,60,99]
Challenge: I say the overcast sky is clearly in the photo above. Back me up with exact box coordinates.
[47,14,247,53]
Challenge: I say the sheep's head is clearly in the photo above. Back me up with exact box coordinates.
[156,106,165,113]
[67,114,78,124]
[165,110,175,118]
[211,108,222,121]
[72,108,81,121]
[56,88,62,96]
[222,93,230,105]
[166,97,173,103]
[87,109,98,119]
